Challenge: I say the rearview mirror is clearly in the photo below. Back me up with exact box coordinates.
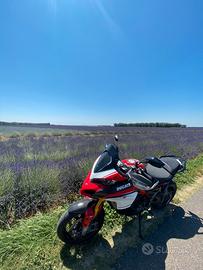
[114,134,118,142]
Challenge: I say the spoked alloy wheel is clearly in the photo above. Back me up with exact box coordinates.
[152,181,177,209]
[57,209,104,244]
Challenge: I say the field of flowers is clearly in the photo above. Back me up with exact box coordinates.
[0,126,203,228]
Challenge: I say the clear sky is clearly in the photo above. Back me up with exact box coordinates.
[0,0,203,126]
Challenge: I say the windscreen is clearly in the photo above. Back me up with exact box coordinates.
[93,152,114,173]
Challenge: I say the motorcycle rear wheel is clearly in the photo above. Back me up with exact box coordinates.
[57,208,105,244]
[152,181,177,209]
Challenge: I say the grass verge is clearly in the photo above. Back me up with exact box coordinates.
[1,154,203,270]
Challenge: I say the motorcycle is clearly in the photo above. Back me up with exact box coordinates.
[57,135,186,244]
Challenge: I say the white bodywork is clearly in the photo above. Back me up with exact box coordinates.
[106,191,138,210]
[90,154,138,210]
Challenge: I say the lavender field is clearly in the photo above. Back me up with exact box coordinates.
[1,126,203,228]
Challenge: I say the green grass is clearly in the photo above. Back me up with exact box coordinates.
[0,204,128,270]
[176,154,203,189]
[0,208,62,270]
[1,154,203,270]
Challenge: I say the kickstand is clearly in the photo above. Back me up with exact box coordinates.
[138,212,144,240]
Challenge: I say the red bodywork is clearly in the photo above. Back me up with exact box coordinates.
[79,158,147,229]
[80,159,146,198]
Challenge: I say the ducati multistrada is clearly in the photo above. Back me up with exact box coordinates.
[57,136,186,244]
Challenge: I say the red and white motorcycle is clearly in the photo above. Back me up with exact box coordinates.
[57,136,186,244]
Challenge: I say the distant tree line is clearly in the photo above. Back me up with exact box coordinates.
[114,122,187,128]
[0,121,187,128]
[0,121,51,127]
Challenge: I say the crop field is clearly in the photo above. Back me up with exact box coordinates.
[0,125,86,137]
[1,125,203,229]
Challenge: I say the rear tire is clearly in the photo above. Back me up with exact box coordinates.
[57,208,105,244]
[152,181,177,209]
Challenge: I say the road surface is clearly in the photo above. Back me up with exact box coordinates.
[113,187,203,270]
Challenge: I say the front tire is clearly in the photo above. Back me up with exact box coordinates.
[57,208,105,244]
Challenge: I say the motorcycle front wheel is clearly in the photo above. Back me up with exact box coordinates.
[57,208,105,244]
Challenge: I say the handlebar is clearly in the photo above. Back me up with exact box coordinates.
[116,160,145,178]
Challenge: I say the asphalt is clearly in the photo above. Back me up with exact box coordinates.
[112,187,203,270]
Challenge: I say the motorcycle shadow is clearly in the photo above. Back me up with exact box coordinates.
[60,234,112,270]
[60,204,203,270]
[113,205,203,270]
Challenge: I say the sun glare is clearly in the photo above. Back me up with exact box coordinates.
[95,0,121,34]
[89,0,122,35]
[48,0,57,14]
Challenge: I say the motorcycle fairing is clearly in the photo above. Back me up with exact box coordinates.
[81,148,142,198]
[80,171,138,199]
[106,191,138,209]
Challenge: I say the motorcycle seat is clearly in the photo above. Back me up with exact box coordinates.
[145,156,181,182]
[159,157,182,175]
[145,164,172,182]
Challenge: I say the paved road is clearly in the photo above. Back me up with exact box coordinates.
[113,187,203,270]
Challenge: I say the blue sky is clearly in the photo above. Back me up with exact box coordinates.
[0,0,203,126]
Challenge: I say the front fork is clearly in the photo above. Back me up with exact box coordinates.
[81,198,105,235]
